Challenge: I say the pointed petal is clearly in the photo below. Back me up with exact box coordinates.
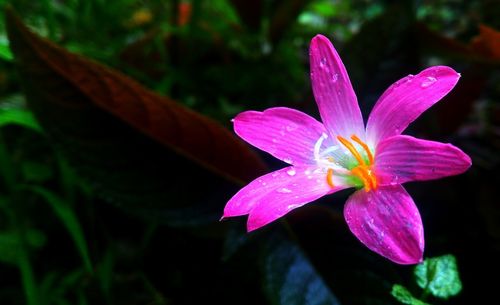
[247,168,348,231]
[344,185,424,264]
[233,107,330,165]
[309,34,365,139]
[375,135,471,185]
[222,165,348,229]
[366,66,460,145]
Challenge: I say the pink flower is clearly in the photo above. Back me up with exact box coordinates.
[222,35,471,264]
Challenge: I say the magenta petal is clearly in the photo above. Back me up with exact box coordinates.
[309,35,365,139]
[366,66,460,145]
[226,166,348,231]
[375,135,471,185]
[344,185,424,264]
[233,107,329,165]
[223,166,328,218]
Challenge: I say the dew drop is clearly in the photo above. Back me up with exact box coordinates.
[320,57,327,66]
[284,157,293,164]
[277,187,292,194]
[272,138,278,143]
[421,76,437,88]
[331,73,339,82]
[286,168,296,176]
[286,123,298,132]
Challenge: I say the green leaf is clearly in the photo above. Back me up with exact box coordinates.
[0,108,41,131]
[391,284,431,305]
[27,186,93,273]
[414,255,462,299]
[0,36,13,61]
[0,94,42,132]
[263,235,340,305]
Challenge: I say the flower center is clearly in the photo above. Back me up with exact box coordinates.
[337,135,377,192]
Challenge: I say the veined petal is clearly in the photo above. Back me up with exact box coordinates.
[375,135,471,185]
[366,66,460,146]
[247,170,348,231]
[309,34,365,139]
[223,166,348,231]
[344,185,424,264]
[233,107,330,165]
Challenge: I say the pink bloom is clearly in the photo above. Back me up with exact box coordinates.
[222,35,471,264]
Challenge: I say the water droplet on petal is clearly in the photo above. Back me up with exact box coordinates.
[286,123,298,132]
[421,76,437,88]
[332,73,339,82]
[284,157,293,164]
[320,57,327,66]
[277,187,292,194]
[272,138,278,143]
[286,168,296,176]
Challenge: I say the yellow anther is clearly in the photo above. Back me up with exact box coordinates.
[337,136,366,166]
[337,134,378,192]
[326,168,335,188]
[350,135,374,165]
[351,167,371,191]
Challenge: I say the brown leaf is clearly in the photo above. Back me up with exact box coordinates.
[5,7,266,186]
[471,24,500,60]
[416,22,500,65]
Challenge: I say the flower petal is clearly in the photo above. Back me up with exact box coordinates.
[309,34,365,139]
[375,135,471,185]
[344,185,424,264]
[223,165,348,230]
[233,107,330,165]
[247,167,349,231]
[366,66,460,145]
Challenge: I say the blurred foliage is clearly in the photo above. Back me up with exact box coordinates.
[0,0,499,305]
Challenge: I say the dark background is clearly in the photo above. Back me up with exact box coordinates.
[0,1,499,304]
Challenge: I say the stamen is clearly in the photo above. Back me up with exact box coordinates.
[337,136,366,166]
[326,168,335,188]
[367,169,377,190]
[314,133,328,161]
[351,135,374,164]
[351,167,371,191]
[351,166,377,191]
